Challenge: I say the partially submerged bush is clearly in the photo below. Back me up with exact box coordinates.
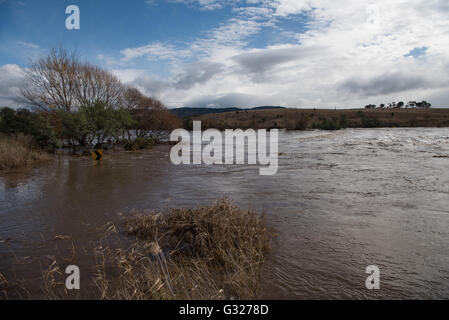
[122,137,155,151]
[103,198,273,300]
[125,198,271,264]
[56,101,136,148]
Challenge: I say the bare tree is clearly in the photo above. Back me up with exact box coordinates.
[22,48,125,112]
[121,87,145,111]
[75,63,124,108]
[21,47,181,145]
[123,88,181,141]
[22,47,79,112]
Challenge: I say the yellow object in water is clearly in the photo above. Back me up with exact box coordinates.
[92,150,103,160]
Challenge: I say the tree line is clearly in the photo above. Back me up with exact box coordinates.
[0,48,180,152]
[365,101,432,109]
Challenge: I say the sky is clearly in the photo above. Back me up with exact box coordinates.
[1,0,449,109]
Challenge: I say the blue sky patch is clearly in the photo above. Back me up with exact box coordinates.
[405,47,428,59]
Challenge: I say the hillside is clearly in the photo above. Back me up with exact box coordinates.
[169,106,285,118]
[185,108,449,130]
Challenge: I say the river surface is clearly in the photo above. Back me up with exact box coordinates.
[1,128,449,299]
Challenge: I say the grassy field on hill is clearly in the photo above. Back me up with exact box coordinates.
[187,108,449,130]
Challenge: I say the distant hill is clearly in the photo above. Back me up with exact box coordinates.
[169,106,285,118]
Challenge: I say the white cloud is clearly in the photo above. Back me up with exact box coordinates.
[163,0,243,11]
[16,41,40,49]
[106,0,449,108]
[4,1,449,109]
[120,42,192,62]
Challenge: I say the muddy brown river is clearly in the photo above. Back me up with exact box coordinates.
[1,128,449,299]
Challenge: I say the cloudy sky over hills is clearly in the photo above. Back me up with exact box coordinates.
[1,0,449,108]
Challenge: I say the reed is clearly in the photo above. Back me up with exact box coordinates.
[0,134,50,171]
[99,198,273,300]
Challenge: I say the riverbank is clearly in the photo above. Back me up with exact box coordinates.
[0,134,160,171]
[188,108,449,130]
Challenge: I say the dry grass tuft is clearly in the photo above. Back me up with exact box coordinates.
[97,198,273,300]
[0,134,50,171]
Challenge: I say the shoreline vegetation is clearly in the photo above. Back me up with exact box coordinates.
[3,107,449,171]
[0,47,180,171]
[2,198,272,300]
[0,134,50,171]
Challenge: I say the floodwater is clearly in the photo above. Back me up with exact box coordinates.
[1,128,449,299]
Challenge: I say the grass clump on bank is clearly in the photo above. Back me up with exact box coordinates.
[95,198,272,300]
[0,135,50,171]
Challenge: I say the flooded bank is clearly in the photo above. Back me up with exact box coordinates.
[1,128,449,299]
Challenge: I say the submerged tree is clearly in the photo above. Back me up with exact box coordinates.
[56,101,135,148]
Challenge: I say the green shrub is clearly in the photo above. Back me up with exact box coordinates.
[339,115,348,128]
[123,137,155,151]
[313,117,341,130]
[57,101,135,148]
[361,118,381,128]
[295,118,308,130]
[0,107,57,150]
[183,118,193,130]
